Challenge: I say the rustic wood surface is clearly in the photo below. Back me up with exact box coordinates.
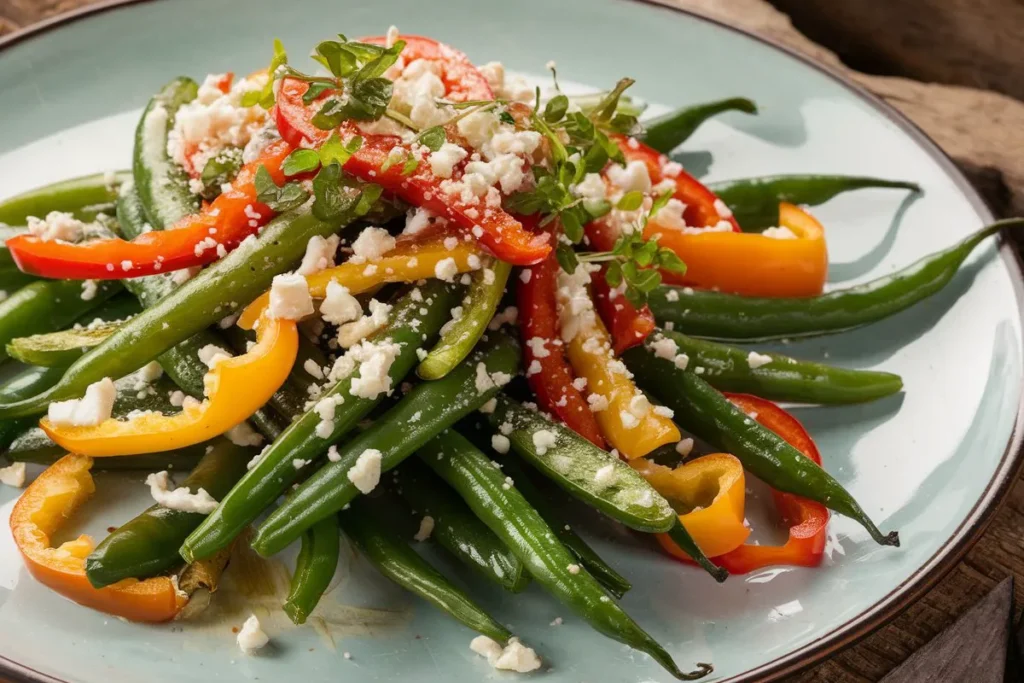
[2,1,1024,682]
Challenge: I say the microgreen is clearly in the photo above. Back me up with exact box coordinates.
[241,39,288,109]
[281,149,321,177]
[254,165,310,213]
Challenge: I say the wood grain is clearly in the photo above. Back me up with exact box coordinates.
[2,1,1024,682]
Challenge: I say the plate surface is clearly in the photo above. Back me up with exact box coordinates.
[0,1,1021,681]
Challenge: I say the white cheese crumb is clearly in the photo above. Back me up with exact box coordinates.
[491,434,511,454]
[479,398,497,414]
[747,351,773,369]
[348,448,383,494]
[80,280,98,301]
[593,464,616,488]
[470,636,541,673]
[414,515,435,542]
[268,273,314,320]
[567,563,581,575]
[532,430,557,455]
[676,438,694,456]
[762,226,798,240]
[146,471,218,513]
[606,160,651,194]
[27,211,86,242]
[651,336,679,360]
[296,234,340,276]
[237,614,269,654]
[619,410,640,429]
[47,378,116,427]
[226,422,264,447]
[198,344,232,369]
[338,299,392,349]
[327,445,342,462]
[349,227,396,263]
[0,462,26,488]
[587,393,609,412]
[320,280,363,326]
[434,257,459,282]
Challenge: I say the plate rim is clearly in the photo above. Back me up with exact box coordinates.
[0,1,1021,682]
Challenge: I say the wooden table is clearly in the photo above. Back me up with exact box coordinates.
[2,1,1022,681]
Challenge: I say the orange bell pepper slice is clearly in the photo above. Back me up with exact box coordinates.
[9,453,187,622]
[635,453,749,558]
[238,236,484,330]
[41,313,297,456]
[648,202,828,297]
[566,315,680,459]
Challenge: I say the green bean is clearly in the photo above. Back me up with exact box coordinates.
[340,499,512,643]
[133,77,200,229]
[283,514,341,625]
[640,98,757,153]
[655,328,903,403]
[648,219,1024,341]
[483,395,676,533]
[0,279,121,364]
[395,459,529,592]
[85,439,251,588]
[488,452,631,598]
[5,449,205,471]
[418,260,512,380]
[0,171,129,226]
[709,175,921,232]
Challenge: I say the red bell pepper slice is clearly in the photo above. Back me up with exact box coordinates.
[590,267,655,354]
[584,219,656,353]
[7,140,291,280]
[713,394,828,573]
[274,78,550,266]
[610,134,740,232]
[517,249,606,449]
[358,34,494,102]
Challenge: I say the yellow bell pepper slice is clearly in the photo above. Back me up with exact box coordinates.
[566,316,680,459]
[41,314,297,456]
[237,237,483,330]
[632,453,750,558]
[9,453,188,622]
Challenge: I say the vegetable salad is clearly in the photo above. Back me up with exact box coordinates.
[0,26,1016,679]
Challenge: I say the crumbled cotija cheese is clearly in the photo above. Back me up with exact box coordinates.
[236,614,269,654]
[47,378,116,427]
[146,470,218,514]
[268,273,314,320]
[347,448,383,494]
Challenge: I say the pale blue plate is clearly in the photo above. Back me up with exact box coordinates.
[0,1,1021,681]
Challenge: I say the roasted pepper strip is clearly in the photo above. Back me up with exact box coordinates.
[84,438,252,588]
[706,394,829,573]
[283,514,341,625]
[273,79,550,265]
[639,98,758,154]
[709,175,921,232]
[253,334,521,557]
[636,453,750,559]
[566,316,679,459]
[648,219,1024,341]
[238,236,482,329]
[9,454,187,622]
[182,282,460,563]
[518,254,606,448]
[624,341,899,547]
[417,259,511,380]
[650,202,828,297]
[7,140,291,280]
[655,329,904,404]
[41,313,297,456]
